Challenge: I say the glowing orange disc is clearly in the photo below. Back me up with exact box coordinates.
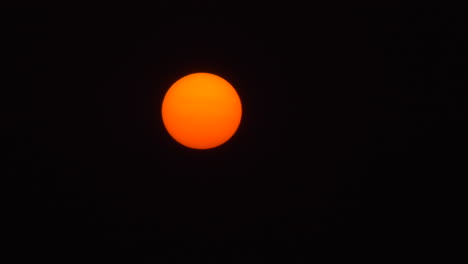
[161,72,242,149]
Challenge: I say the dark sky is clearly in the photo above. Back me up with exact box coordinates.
[7,4,461,263]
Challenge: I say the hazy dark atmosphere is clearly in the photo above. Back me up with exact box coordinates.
[7,4,461,263]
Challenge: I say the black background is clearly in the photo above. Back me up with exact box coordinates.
[7,4,463,263]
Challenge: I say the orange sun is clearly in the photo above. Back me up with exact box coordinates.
[161,72,242,149]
